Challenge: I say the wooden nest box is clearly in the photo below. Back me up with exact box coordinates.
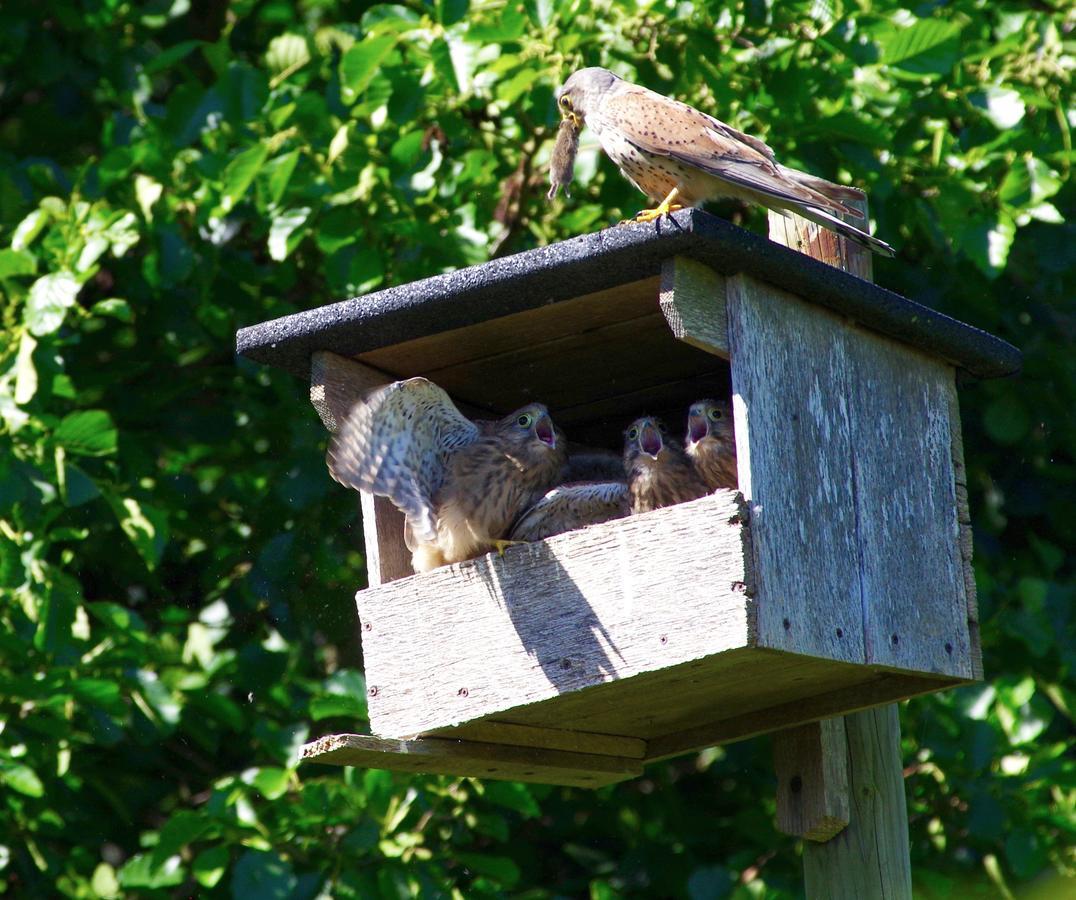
[237,209,1019,789]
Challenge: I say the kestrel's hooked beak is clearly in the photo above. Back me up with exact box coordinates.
[687,410,708,444]
[535,413,557,448]
[558,94,582,130]
[639,421,663,458]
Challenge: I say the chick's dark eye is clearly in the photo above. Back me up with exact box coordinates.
[517,414,532,427]
[558,95,570,107]
[658,423,668,433]
[709,408,723,420]
[627,427,639,441]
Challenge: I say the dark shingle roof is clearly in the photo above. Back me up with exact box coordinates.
[236,208,1020,381]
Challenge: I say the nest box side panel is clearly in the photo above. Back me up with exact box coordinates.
[726,275,866,665]
[356,491,751,739]
[727,275,974,680]
[843,328,972,677]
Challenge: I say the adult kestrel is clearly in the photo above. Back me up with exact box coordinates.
[509,481,630,542]
[685,399,738,491]
[327,378,566,572]
[623,416,709,514]
[555,67,894,256]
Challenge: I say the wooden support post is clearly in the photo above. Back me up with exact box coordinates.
[768,202,913,898]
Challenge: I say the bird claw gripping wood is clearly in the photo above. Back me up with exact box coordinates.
[547,118,580,201]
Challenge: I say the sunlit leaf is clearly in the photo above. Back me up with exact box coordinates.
[340,35,397,104]
[25,270,79,336]
[54,410,118,456]
[221,143,270,213]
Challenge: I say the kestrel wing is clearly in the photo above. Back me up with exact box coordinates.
[602,86,852,216]
[327,378,479,544]
[509,481,631,542]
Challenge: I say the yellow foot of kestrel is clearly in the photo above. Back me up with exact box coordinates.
[492,539,526,557]
[628,187,684,224]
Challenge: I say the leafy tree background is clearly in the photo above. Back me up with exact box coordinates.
[1,0,1073,896]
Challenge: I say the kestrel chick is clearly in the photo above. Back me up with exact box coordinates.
[327,378,566,572]
[555,67,894,256]
[685,399,738,491]
[509,481,630,542]
[623,416,709,514]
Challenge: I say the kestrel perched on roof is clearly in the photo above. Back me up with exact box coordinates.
[623,416,709,514]
[685,399,738,491]
[555,67,894,256]
[509,481,630,542]
[327,378,566,572]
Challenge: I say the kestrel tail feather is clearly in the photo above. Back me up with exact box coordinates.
[779,206,895,257]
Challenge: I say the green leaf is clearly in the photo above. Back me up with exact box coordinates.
[91,863,121,900]
[118,853,184,889]
[959,212,1015,279]
[252,767,291,800]
[999,157,1062,209]
[71,678,125,714]
[11,208,49,251]
[268,207,311,261]
[262,151,301,208]
[192,846,228,889]
[880,19,962,74]
[2,764,44,797]
[230,851,297,900]
[91,298,133,322]
[54,410,118,456]
[0,248,36,278]
[13,330,37,405]
[266,34,310,75]
[108,495,169,569]
[144,39,203,74]
[973,87,1026,130]
[456,853,520,888]
[154,811,213,862]
[339,35,397,104]
[221,143,270,213]
[25,270,79,336]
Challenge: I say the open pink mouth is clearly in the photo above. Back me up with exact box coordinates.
[640,423,662,456]
[536,417,556,447]
[689,416,707,443]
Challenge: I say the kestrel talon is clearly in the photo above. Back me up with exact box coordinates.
[555,67,894,255]
[623,416,709,514]
[327,378,566,572]
[685,399,738,491]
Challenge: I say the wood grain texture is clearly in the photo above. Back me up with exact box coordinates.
[301,733,642,788]
[767,209,872,281]
[802,705,913,899]
[429,721,647,759]
[645,670,953,762]
[773,200,912,898]
[947,384,983,679]
[773,718,850,841]
[726,273,865,664]
[659,256,730,358]
[357,491,752,738]
[845,333,970,677]
[359,492,413,585]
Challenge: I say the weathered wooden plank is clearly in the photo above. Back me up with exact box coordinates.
[357,491,751,738]
[359,493,413,586]
[301,733,642,788]
[422,312,722,414]
[946,383,983,679]
[767,208,872,281]
[802,706,913,898]
[644,670,955,762]
[357,277,661,375]
[845,332,971,677]
[773,200,913,899]
[659,256,730,358]
[726,273,865,664]
[773,718,850,841]
[430,721,647,759]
